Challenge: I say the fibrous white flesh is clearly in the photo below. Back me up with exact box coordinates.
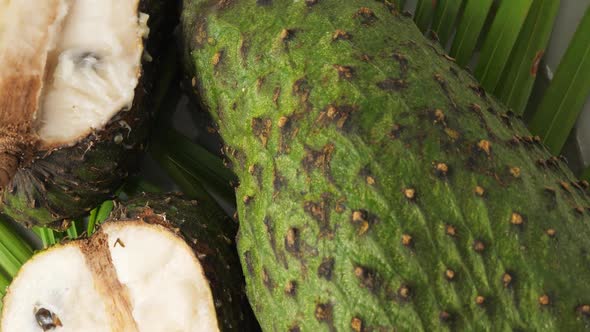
[0,0,144,146]
[1,222,220,332]
[0,0,68,125]
[103,222,219,332]
[1,245,111,332]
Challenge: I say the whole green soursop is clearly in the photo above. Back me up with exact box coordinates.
[182,1,590,330]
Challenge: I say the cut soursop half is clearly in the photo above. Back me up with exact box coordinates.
[2,194,259,331]
[0,0,173,227]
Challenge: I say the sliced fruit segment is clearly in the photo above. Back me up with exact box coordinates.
[0,0,175,226]
[2,194,258,331]
[36,0,145,145]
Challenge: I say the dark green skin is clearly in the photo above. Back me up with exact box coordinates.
[0,0,176,228]
[182,1,590,331]
[110,193,260,331]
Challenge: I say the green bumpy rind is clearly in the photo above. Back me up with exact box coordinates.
[110,193,260,331]
[0,0,175,228]
[182,1,590,330]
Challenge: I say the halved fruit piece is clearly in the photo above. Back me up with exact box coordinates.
[0,0,173,227]
[2,194,259,331]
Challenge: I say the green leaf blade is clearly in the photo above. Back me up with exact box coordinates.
[96,200,115,225]
[414,0,438,33]
[495,0,560,115]
[86,208,99,236]
[33,227,57,249]
[0,219,33,266]
[66,220,79,240]
[432,0,464,47]
[528,6,590,154]
[151,127,237,205]
[449,0,494,66]
[474,0,534,91]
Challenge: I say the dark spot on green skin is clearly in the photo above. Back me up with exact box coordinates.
[304,194,333,236]
[508,135,521,146]
[543,187,558,209]
[439,311,454,324]
[576,304,590,317]
[358,166,373,181]
[302,144,335,176]
[354,265,381,293]
[262,267,274,290]
[318,257,335,280]
[392,52,409,77]
[499,113,512,127]
[536,159,548,169]
[381,0,399,14]
[397,285,412,302]
[449,66,459,77]
[285,227,301,255]
[433,161,450,178]
[315,302,335,331]
[251,117,272,147]
[239,36,250,61]
[445,224,457,237]
[389,124,405,139]
[547,157,561,169]
[377,78,407,91]
[292,77,312,109]
[280,28,297,42]
[333,65,354,80]
[351,209,378,235]
[244,250,254,276]
[273,87,281,107]
[191,18,209,49]
[264,217,288,268]
[316,104,358,130]
[289,325,301,332]
[332,29,351,41]
[475,295,487,307]
[256,76,266,91]
[273,168,287,193]
[256,0,272,5]
[433,74,456,109]
[249,164,263,188]
[278,115,297,154]
[473,240,486,253]
[212,50,224,68]
[223,145,246,170]
[502,272,514,287]
[216,0,233,9]
[403,187,417,201]
[572,180,587,194]
[560,181,573,194]
[305,0,319,6]
[354,7,378,25]
[359,54,373,62]
[285,280,297,297]
[469,84,487,98]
